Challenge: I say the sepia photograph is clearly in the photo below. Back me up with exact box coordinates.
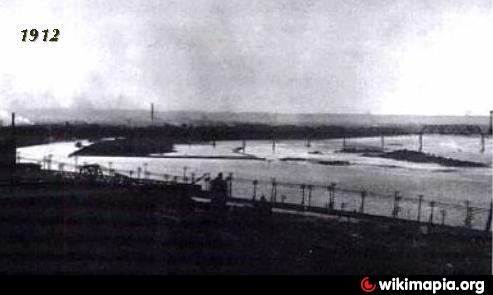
[0,0,491,279]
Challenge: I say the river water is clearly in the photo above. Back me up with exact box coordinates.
[18,134,492,229]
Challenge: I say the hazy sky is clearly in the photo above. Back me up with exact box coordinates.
[0,0,492,115]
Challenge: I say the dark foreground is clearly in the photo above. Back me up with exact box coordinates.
[0,181,490,274]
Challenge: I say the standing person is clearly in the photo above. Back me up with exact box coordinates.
[210,173,228,210]
[256,194,272,215]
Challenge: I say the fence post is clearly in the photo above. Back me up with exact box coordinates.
[307,185,313,208]
[441,209,446,226]
[228,173,233,198]
[392,191,401,218]
[191,172,195,183]
[464,200,472,228]
[300,184,306,207]
[417,195,423,222]
[274,180,277,203]
[486,202,492,232]
[47,154,53,170]
[480,133,485,153]
[252,180,258,201]
[360,191,367,213]
[329,183,336,210]
[74,156,78,172]
[137,167,141,180]
[326,186,331,209]
[270,178,277,203]
[429,201,435,224]
[203,173,209,189]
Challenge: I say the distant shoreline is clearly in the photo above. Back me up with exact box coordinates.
[152,155,265,160]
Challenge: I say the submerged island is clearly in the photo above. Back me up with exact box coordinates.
[70,137,175,157]
[363,149,488,168]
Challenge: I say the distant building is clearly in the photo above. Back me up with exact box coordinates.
[0,113,16,181]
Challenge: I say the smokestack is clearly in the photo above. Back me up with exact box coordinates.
[489,110,492,135]
[11,113,16,141]
[11,113,17,175]
[151,103,154,123]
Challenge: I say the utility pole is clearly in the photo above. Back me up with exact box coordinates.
[10,113,17,181]
[417,195,423,222]
[480,133,485,153]
[11,113,16,142]
[486,201,492,232]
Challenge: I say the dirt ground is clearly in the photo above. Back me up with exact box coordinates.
[0,182,490,274]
